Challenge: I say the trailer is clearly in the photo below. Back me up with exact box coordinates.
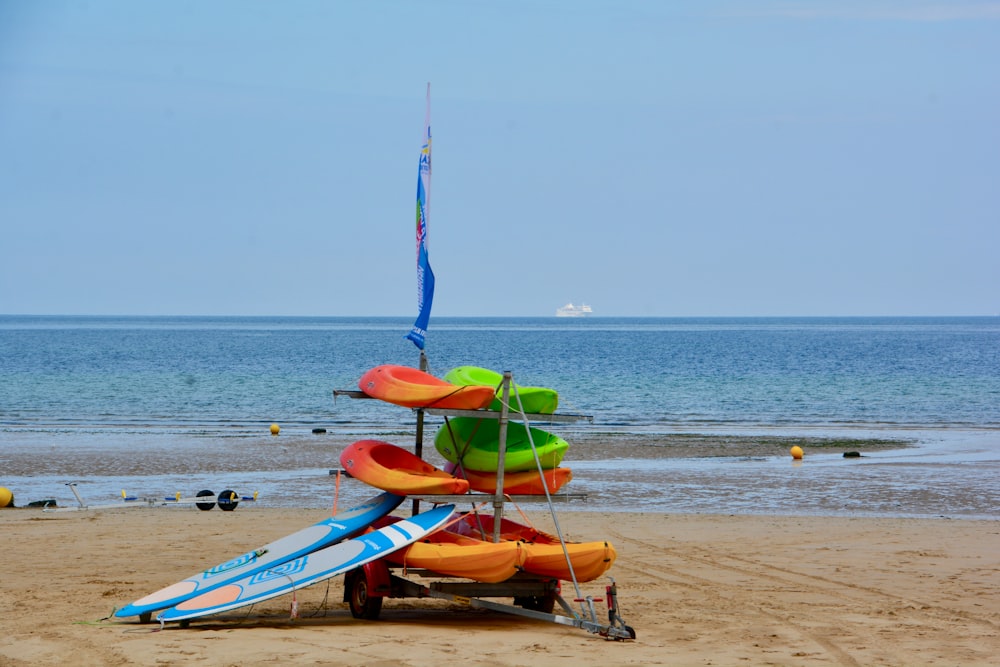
[343,562,634,640]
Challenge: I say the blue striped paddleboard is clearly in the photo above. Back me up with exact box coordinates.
[115,492,404,619]
[158,503,454,623]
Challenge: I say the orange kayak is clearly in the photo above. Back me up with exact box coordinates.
[452,514,616,583]
[446,463,573,495]
[340,440,470,496]
[373,512,614,583]
[386,526,524,583]
[519,540,616,583]
[358,365,495,410]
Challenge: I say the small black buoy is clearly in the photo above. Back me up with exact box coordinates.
[312,428,327,434]
[217,489,239,511]
[843,451,862,458]
[195,489,216,511]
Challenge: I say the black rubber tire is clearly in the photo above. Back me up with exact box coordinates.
[513,593,556,614]
[138,611,152,624]
[195,489,215,511]
[217,489,239,511]
[346,570,383,620]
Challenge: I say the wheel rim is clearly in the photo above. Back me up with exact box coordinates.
[354,580,368,607]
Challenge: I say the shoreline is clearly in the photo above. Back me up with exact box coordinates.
[0,431,917,477]
[2,429,996,519]
[1,507,997,666]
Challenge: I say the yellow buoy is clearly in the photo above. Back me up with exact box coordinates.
[270,423,280,436]
[0,486,14,508]
[790,445,804,460]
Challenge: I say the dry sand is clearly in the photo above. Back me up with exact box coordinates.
[1,506,997,666]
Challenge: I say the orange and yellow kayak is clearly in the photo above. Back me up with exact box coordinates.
[373,511,615,583]
[340,440,469,496]
[358,365,495,410]
[452,514,616,583]
[386,526,524,583]
[519,539,616,583]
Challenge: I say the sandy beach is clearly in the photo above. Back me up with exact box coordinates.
[1,506,996,666]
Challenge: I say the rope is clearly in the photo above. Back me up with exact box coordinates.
[443,500,492,540]
[503,494,538,534]
[509,380,586,611]
[442,414,483,472]
[332,469,341,517]
[425,382,476,408]
[75,606,124,627]
[305,580,333,617]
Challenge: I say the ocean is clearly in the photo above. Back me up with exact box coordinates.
[1,315,998,519]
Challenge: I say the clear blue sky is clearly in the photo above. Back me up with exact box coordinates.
[2,1,998,317]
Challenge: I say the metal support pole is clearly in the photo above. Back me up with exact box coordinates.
[492,371,512,542]
[412,350,429,516]
[67,482,85,508]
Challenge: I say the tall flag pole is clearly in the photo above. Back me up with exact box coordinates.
[406,83,435,351]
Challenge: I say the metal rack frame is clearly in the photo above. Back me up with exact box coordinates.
[333,369,635,640]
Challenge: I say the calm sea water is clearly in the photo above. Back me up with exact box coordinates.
[1,315,998,518]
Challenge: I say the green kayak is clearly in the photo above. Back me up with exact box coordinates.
[434,417,569,473]
[444,366,559,415]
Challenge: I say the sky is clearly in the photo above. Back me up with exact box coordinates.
[1,1,998,317]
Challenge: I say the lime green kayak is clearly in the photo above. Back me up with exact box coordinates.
[444,366,558,415]
[434,417,569,473]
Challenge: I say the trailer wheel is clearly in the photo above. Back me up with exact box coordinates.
[217,489,239,511]
[195,489,215,511]
[513,593,556,614]
[346,570,383,620]
[138,611,152,624]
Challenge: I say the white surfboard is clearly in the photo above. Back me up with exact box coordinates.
[158,504,454,623]
[115,492,404,619]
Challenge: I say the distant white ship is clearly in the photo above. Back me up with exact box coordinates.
[555,302,593,317]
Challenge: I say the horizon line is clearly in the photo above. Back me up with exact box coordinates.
[2,313,998,319]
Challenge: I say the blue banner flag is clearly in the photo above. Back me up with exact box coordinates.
[406,84,434,350]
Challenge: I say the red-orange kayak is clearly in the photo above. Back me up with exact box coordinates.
[446,463,573,495]
[340,440,469,496]
[358,365,495,410]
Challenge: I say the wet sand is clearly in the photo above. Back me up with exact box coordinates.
[6,429,998,520]
[1,506,997,666]
[0,431,918,509]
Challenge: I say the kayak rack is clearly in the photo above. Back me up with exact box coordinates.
[334,367,635,640]
[329,393,593,509]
